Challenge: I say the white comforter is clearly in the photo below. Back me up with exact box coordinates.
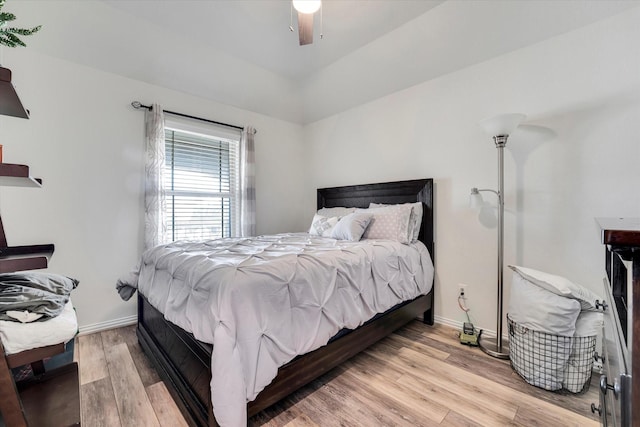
[121,233,433,426]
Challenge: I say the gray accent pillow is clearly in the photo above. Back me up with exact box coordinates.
[331,212,373,241]
[308,214,340,237]
[358,205,413,244]
[369,202,423,242]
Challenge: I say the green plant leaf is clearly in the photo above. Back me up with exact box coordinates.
[0,0,41,48]
[7,25,41,36]
[0,35,17,48]
[5,32,25,46]
[0,12,16,22]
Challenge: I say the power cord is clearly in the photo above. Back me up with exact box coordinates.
[458,289,480,346]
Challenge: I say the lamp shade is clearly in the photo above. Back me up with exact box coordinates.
[469,188,483,210]
[478,113,526,137]
[293,0,321,14]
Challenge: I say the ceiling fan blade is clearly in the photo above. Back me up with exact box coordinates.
[297,11,314,45]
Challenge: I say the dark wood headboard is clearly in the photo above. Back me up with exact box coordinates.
[317,179,434,261]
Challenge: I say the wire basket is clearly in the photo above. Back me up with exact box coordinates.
[507,315,596,394]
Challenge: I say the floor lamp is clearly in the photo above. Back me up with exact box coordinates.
[470,113,526,359]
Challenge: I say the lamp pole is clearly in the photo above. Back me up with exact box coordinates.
[474,113,525,359]
[478,134,510,359]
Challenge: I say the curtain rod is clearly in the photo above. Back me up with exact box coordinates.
[131,101,255,134]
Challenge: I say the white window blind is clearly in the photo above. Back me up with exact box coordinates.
[163,118,241,241]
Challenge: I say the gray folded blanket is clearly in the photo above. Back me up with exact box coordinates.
[115,267,139,301]
[0,272,79,322]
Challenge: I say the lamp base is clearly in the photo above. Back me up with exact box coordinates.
[478,335,510,359]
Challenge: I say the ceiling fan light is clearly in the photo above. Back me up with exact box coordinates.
[293,0,321,14]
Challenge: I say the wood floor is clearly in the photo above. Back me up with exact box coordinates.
[76,321,600,426]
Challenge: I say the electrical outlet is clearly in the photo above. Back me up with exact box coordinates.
[458,284,467,298]
[593,359,603,373]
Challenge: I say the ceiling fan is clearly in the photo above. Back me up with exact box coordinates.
[290,0,322,46]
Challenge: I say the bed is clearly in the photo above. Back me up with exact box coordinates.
[134,178,435,426]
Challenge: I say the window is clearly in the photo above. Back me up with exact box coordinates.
[163,118,241,242]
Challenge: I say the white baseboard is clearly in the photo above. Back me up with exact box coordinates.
[432,315,502,339]
[78,315,137,336]
[433,315,464,330]
[78,313,499,339]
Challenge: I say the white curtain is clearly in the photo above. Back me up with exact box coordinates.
[144,104,166,250]
[239,126,256,237]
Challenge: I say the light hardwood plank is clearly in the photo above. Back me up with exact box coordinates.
[386,332,450,360]
[282,413,319,427]
[512,400,599,427]
[420,322,465,347]
[249,390,306,427]
[397,373,516,426]
[100,328,124,348]
[278,386,348,427]
[255,365,421,426]
[395,346,597,427]
[345,350,407,382]
[330,368,438,427]
[105,343,160,427]
[77,321,602,426]
[440,410,485,427]
[146,382,188,427]
[312,374,414,426]
[392,329,596,422]
[345,367,449,424]
[365,342,519,423]
[81,376,122,427]
[249,405,302,427]
[102,327,161,387]
[78,332,109,385]
[445,344,598,418]
[346,350,451,423]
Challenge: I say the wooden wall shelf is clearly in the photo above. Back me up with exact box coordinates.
[0,163,42,187]
[0,256,48,274]
[0,244,54,258]
[0,241,54,274]
[0,126,79,426]
[0,163,53,272]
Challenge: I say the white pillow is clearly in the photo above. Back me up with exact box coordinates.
[357,204,413,244]
[508,271,581,337]
[561,310,603,392]
[331,212,373,241]
[573,310,603,337]
[317,207,356,217]
[509,265,602,310]
[369,202,423,242]
[308,214,339,237]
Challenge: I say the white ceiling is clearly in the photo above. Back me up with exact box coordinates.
[102,0,445,81]
[8,0,639,124]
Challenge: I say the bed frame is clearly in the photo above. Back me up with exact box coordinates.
[137,178,435,426]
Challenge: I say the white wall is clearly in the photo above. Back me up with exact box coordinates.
[1,7,638,335]
[0,49,307,330]
[304,9,640,332]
